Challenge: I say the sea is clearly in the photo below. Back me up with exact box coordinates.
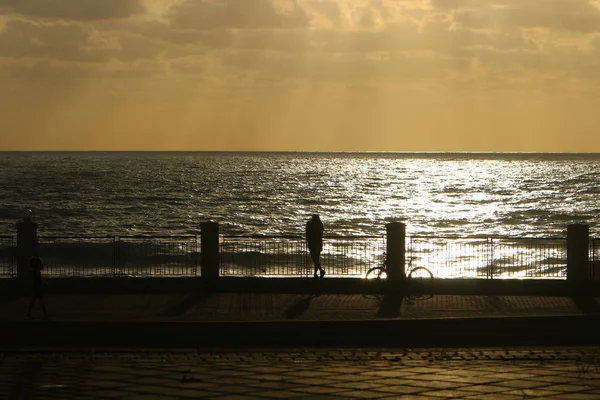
[0,152,598,238]
[1,152,599,278]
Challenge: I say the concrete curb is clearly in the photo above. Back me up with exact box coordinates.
[2,315,599,348]
[2,277,600,295]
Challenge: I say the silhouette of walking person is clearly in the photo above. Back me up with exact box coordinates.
[306,214,325,278]
[26,254,49,319]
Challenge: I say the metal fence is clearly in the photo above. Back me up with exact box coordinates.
[117,236,199,277]
[220,235,385,277]
[407,236,567,279]
[37,235,199,277]
[13,234,583,279]
[0,235,15,278]
[592,237,599,280]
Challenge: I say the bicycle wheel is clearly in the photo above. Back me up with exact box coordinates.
[407,266,434,280]
[406,266,434,301]
[365,266,387,279]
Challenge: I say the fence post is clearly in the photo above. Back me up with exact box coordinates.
[386,222,406,281]
[11,236,16,278]
[567,224,590,281]
[16,211,37,280]
[593,238,598,281]
[113,236,118,277]
[195,235,201,277]
[201,221,220,279]
[488,237,494,279]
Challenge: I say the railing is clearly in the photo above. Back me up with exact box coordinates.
[117,236,199,277]
[0,235,15,278]
[38,236,115,277]
[220,235,385,277]
[592,237,599,280]
[407,236,567,279]
[11,234,578,279]
[37,235,199,277]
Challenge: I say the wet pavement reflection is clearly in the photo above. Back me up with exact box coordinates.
[2,347,600,399]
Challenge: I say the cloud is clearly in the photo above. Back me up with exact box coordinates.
[434,0,600,33]
[502,0,600,33]
[0,0,143,21]
[0,19,162,62]
[0,19,93,61]
[2,0,600,151]
[6,59,161,83]
[169,0,310,30]
[2,0,597,86]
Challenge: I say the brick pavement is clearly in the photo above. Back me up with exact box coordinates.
[1,293,600,348]
[3,348,600,399]
[0,293,592,322]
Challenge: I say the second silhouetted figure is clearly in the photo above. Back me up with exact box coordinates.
[306,214,325,278]
[26,254,49,319]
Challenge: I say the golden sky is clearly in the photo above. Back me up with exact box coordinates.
[1,0,600,151]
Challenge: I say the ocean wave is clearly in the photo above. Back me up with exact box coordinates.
[578,187,600,194]
[0,152,599,239]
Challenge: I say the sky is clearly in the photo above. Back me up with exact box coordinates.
[1,0,600,152]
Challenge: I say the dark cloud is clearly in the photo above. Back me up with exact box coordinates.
[0,19,162,62]
[169,0,310,30]
[429,0,483,10]
[307,0,341,22]
[121,19,313,53]
[311,21,495,55]
[0,0,143,21]
[3,60,164,96]
[218,48,470,85]
[437,0,600,33]
[8,60,97,81]
[504,1,600,33]
[0,0,598,91]
[0,20,94,61]
[452,10,495,30]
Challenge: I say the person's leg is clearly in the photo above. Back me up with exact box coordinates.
[40,295,48,317]
[310,250,319,277]
[26,297,36,317]
[316,251,325,278]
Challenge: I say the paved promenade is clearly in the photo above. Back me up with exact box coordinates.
[1,292,595,321]
[1,292,600,347]
[2,292,600,398]
[3,347,600,399]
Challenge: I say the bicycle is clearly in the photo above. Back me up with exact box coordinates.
[365,252,434,301]
[365,252,434,281]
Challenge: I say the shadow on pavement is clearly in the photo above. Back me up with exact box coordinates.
[571,296,600,315]
[159,293,210,317]
[0,294,21,305]
[376,292,404,318]
[284,294,319,319]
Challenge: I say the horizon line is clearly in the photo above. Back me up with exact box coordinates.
[1,150,600,155]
